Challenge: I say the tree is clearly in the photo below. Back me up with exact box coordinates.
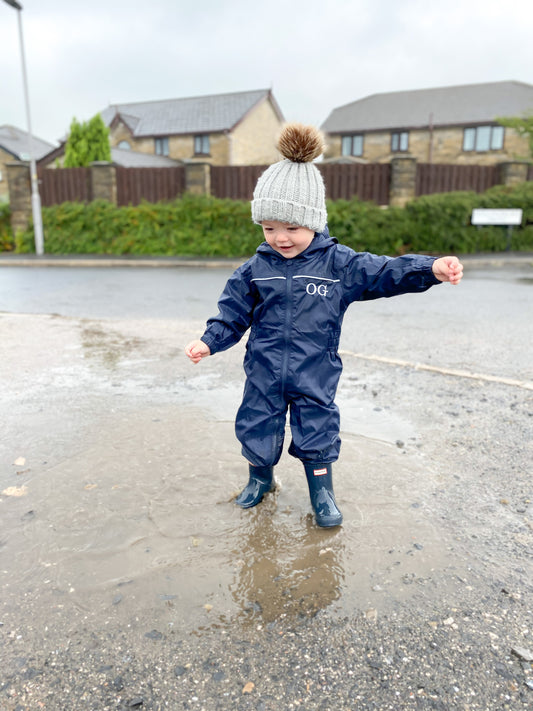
[496,115,533,160]
[64,114,112,167]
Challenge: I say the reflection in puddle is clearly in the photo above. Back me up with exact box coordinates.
[80,323,145,369]
[229,495,344,624]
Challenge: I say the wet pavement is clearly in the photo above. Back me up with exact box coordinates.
[1,257,532,709]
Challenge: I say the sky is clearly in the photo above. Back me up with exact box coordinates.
[2,0,533,147]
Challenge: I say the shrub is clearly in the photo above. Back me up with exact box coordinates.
[0,203,14,251]
[11,182,533,257]
[404,182,533,253]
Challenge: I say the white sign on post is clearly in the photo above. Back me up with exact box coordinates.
[471,209,523,226]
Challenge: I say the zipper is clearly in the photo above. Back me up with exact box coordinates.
[280,259,293,395]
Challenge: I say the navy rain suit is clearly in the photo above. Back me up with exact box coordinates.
[199,228,440,467]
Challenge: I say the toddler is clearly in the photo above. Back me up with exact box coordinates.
[185,123,463,528]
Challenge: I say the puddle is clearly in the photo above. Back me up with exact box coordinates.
[180,372,417,447]
[81,323,146,369]
[1,403,455,635]
[0,313,461,637]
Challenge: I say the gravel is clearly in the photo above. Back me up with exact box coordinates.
[1,261,532,710]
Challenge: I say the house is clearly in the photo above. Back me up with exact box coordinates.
[321,80,533,165]
[99,88,285,166]
[0,125,55,201]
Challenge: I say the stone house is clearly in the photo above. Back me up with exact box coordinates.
[321,80,533,165]
[0,125,55,201]
[99,88,285,166]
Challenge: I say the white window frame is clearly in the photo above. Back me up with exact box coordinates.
[194,134,210,156]
[155,136,169,156]
[341,134,364,157]
[463,125,504,152]
[391,131,409,152]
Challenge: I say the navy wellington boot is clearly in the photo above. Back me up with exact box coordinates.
[303,462,343,527]
[235,464,275,508]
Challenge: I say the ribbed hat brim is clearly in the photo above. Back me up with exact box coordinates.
[251,159,327,233]
[251,197,327,233]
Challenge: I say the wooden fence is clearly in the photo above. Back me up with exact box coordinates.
[319,163,391,203]
[115,166,186,206]
[211,165,267,200]
[211,163,391,203]
[36,162,531,208]
[416,164,500,196]
[39,167,90,206]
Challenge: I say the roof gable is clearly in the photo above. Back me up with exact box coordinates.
[0,125,55,160]
[322,81,533,133]
[101,88,283,137]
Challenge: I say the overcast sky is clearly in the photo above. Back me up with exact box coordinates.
[2,0,532,147]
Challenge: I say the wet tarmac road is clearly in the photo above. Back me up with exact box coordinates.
[1,260,532,379]
[1,258,532,709]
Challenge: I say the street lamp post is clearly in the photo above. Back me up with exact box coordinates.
[3,0,44,255]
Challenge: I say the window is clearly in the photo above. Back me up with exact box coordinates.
[117,140,131,150]
[341,134,364,157]
[463,125,504,152]
[391,131,409,152]
[155,137,169,156]
[194,134,210,155]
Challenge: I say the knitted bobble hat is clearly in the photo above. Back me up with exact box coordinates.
[251,123,327,233]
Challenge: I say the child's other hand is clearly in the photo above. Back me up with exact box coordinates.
[432,256,464,285]
[185,340,211,363]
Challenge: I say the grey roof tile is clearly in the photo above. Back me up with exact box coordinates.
[321,81,533,133]
[110,147,182,167]
[101,88,281,137]
[0,125,55,160]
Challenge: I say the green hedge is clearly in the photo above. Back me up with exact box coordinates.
[0,202,14,252]
[11,182,533,257]
[327,182,533,254]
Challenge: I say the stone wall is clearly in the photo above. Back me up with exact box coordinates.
[6,162,31,233]
[90,162,117,203]
[230,97,283,165]
[0,147,14,202]
[185,163,211,195]
[389,156,417,208]
[499,161,530,186]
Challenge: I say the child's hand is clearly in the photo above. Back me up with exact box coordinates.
[185,340,211,364]
[432,256,464,285]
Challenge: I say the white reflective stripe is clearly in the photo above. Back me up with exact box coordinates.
[293,275,340,283]
[250,276,287,282]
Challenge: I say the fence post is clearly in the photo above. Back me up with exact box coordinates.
[499,161,529,187]
[6,161,31,235]
[90,162,117,203]
[185,163,211,195]
[389,156,417,207]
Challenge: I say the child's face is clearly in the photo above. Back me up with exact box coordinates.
[261,221,315,259]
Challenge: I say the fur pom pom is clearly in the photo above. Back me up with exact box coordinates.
[277,123,325,163]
